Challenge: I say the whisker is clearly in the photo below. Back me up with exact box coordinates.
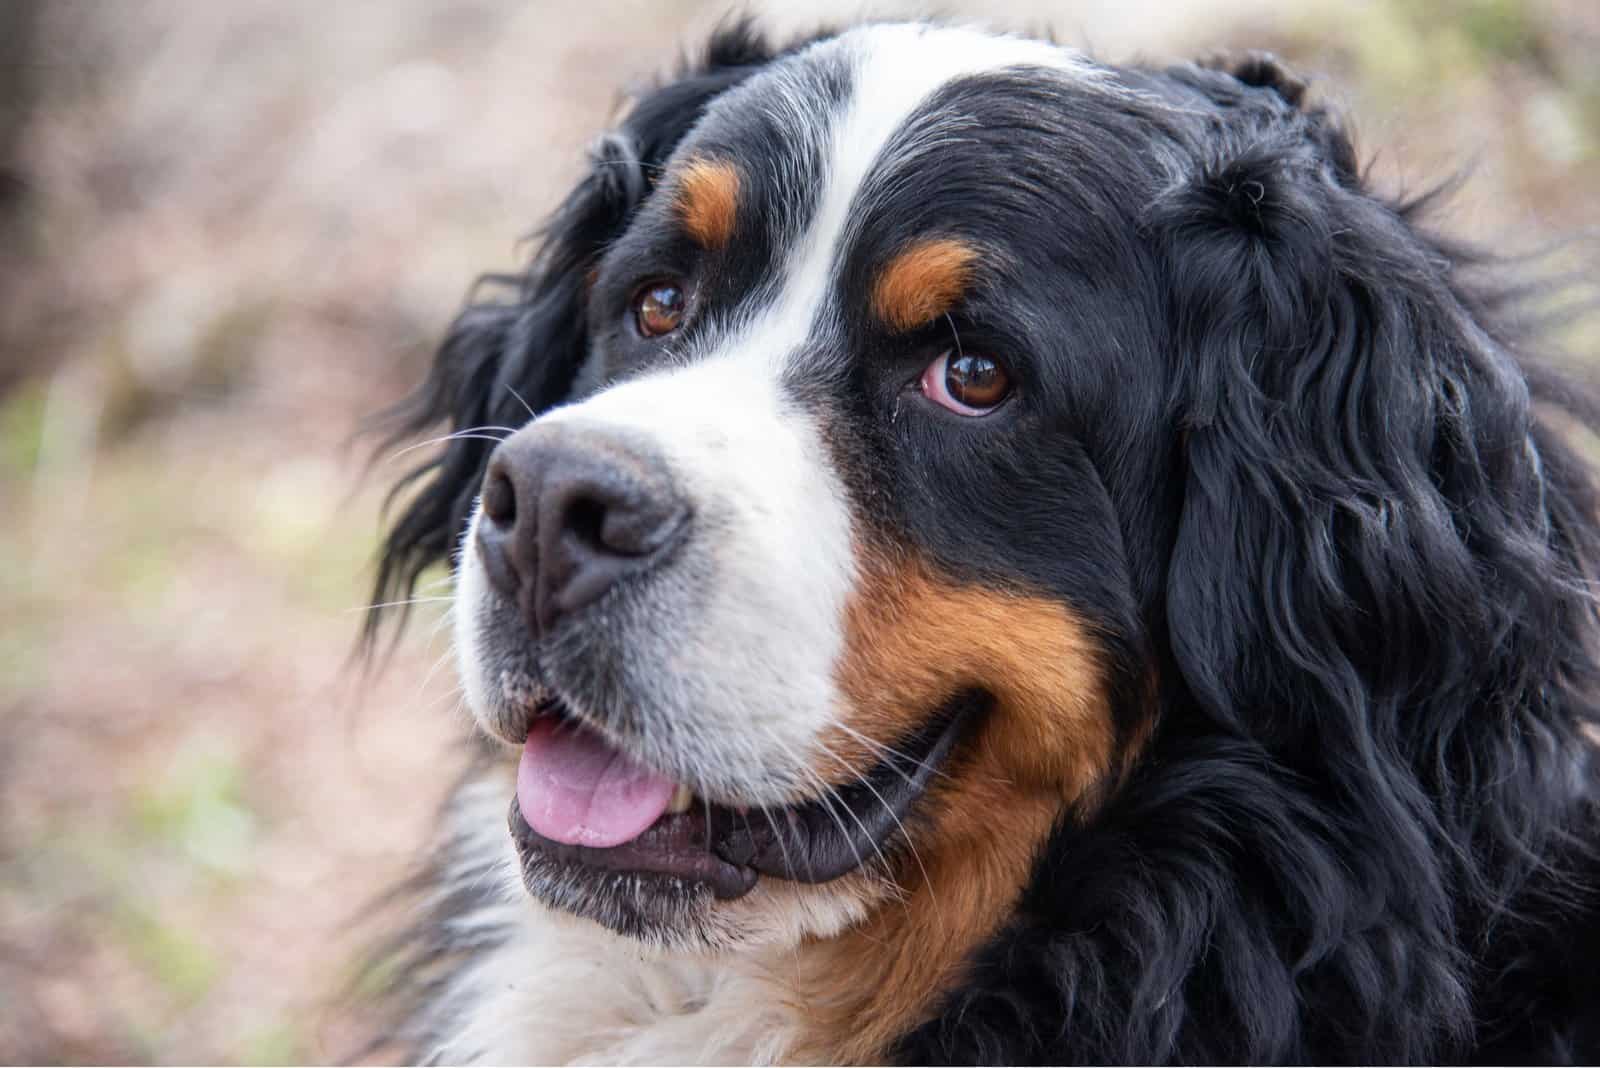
[832,721,953,787]
[757,804,800,887]
[814,739,937,920]
[802,758,900,891]
[410,573,456,596]
[718,736,807,891]
[348,596,454,614]
[415,642,463,700]
[385,428,514,465]
[506,385,538,421]
[412,681,470,725]
[425,604,459,642]
[759,727,885,886]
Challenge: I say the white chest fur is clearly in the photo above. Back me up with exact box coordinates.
[427,902,809,1065]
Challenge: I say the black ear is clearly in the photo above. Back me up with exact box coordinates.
[1144,106,1600,1041]
[1198,50,1308,109]
[367,23,776,641]
[1150,112,1579,762]
[1176,53,1359,187]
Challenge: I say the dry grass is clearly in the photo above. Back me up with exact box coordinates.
[0,0,1595,1061]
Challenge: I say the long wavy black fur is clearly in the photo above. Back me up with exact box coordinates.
[368,27,1600,1063]
[895,58,1600,1064]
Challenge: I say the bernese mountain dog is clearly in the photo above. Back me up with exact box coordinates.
[366,19,1600,1064]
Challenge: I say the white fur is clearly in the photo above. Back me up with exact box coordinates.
[452,507,495,728]
[437,921,805,1065]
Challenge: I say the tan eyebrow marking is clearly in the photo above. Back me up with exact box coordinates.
[871,237,979,333]
[675,157,741,249]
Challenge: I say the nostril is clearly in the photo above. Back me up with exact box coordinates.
[483,470,516,526]
[565,494,609,553]
[599,496,687,556]
[552,482,687,564]
[560,490,678,559]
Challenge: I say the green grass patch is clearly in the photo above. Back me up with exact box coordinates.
[237,1020,306,1065]
[132,744,259,878]
[0,377,48,479]
[1448,0,1540,64]
[112,899,221,1004]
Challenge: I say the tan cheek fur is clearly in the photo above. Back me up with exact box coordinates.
[871,237,979,333]
[676,157,741,250]
[790,553,1120,1062]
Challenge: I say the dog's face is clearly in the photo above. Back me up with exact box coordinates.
[385,21,1359,957]
[373,19,1600,1063]
[448,24,1153,950]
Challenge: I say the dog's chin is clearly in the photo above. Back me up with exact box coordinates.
[508,804,734,949]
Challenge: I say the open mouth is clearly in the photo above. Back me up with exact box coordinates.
[507,695,979,901]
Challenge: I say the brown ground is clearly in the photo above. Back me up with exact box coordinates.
[1,0,1595,1062]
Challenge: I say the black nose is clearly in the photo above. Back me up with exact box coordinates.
[475,425,688,635]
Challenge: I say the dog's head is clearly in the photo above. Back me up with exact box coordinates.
[375,17,1581,993]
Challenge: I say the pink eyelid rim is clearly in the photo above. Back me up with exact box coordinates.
[919,351,999,417]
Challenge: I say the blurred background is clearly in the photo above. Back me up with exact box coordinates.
[0,0,1595,1061]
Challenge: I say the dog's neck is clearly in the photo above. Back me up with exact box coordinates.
[427,899,809,1065]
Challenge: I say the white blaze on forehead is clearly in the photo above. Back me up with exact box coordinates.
[744,23,1095,366]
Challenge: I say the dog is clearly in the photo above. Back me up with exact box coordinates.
[365,19,1600,1063]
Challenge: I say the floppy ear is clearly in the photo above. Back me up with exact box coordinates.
[368,23,776,637]
[1141,90,1600,1049]
[1148,97,1577,760]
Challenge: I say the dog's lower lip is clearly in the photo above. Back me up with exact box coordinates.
[506,693,983,899]
[510,798,759,899]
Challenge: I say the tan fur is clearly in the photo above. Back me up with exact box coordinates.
[676,158,741,249]
[825,551,1113,794]
[871,238,979,332]
[789,552,1119,1061]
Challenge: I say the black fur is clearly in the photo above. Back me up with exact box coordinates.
[895,57,1600,1066]
[371,23,1600,1063]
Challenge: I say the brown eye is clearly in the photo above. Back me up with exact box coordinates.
[920,350,1012,415]
[633,282,686,338]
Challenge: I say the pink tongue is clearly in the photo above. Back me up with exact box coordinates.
[516,717,675,848]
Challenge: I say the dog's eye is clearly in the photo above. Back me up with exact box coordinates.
[633,282,686,338]
[920,350,1012,415]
